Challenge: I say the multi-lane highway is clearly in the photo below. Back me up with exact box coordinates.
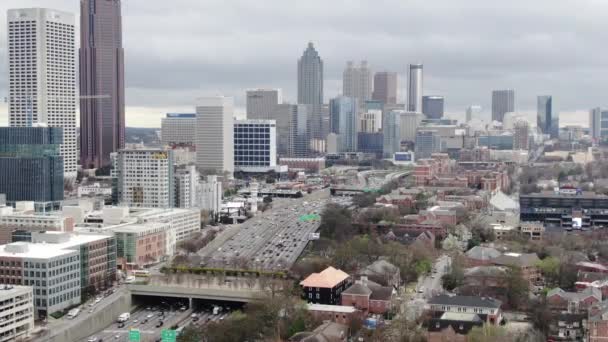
[199,190,330,271]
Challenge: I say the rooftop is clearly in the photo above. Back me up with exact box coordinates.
[465,246,501,261]
[300,266,350,289]
[306,304,357,314]
[492,253,540,268]
[0,242,78,259]
[0,284,32,299]
[428,295,502,309]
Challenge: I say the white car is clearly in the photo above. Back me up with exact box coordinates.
[146,314,154,319]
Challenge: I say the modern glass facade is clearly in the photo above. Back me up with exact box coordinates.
[357,132,384,157]
[0,127,63,203]
[477,135,514,150]
[329,96,358,152]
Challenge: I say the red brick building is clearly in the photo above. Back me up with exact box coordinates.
[465,246,501,267]
[546,287,602,313]
[588,302,608,342]
[306,303,360,325]
[340,277,394,315]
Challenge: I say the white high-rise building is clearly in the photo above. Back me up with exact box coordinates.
[466,105,482,123]
[198,175,222,215]
[343,61,373,105]
[407,64,423,112]
[359,110,382,133]
[161,113,196,148]
[399,111,425,142]
[112,149,175,208]
[246,89,282,119]
[174,165,199,209]
[234,120,278,172]
[196,97,235,174]
[7,8,77,179]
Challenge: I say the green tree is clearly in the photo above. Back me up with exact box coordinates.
[468,324,508,342]
[319,204,354,241]
[505,266,529,309]
[536,257,560,286]
[442,262,465,291]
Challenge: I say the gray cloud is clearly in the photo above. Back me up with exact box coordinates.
[0,0,607,127]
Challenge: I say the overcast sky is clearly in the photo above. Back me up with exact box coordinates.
[0,0,606,127]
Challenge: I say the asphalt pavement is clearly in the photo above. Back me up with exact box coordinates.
[198,190,331,271]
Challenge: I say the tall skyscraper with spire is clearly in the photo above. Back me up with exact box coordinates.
[297,42,324,142]
[7,8,77,180]
[407,64,423,112]
[79,0,125,169]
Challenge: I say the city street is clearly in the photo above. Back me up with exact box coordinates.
[404,254,451,320]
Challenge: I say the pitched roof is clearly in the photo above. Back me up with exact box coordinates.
[489,191,519,211]
[465,246,501,260]
[464,266,507,277]
[547,287,602,302]
[362,260,399,275]
[342,283,372,296]
[428,295,502,309]
[492,253,540,267]
[300,266,350,288]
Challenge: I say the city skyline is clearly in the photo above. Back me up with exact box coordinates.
[0,0,606,127]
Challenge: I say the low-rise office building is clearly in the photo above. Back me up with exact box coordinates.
[0,242,80,318]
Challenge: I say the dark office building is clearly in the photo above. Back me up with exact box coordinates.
[520,189,608,229]
[357,132,384,157]
[0,127,64,203]
[422,96,445,119]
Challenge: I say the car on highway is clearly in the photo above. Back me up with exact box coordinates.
[156,320,164,328]
[87,337,99,342]
[146,313,154,319]
[117,322,125,328]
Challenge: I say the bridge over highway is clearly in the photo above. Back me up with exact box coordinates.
[127,274,283,304]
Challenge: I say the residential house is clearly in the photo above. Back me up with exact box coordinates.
[549,313,586,342]
[546,287,602,313]
[426,312,484,342]
[300,267,351,305]
[588,301,608,342]
[341,277,394,315]
[492,252,541,286]
[427,295,503,325]
[306,304,359,325]
[465,246,501,267]
[359,260,400,288]
[458,266,508,303]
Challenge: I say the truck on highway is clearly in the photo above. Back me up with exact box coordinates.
[67,308,80,319]
[117,312,130,322]
[212,306,221,315]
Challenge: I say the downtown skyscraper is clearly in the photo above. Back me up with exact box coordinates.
[297,42,323,142]
[7,8,77,180]
[407,64,423,112]
[343,61,372,105]
[79,0,125,169]
[491,89,514,123]
[372,71,397,105]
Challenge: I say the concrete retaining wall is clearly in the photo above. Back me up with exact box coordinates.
[41,289,132,342]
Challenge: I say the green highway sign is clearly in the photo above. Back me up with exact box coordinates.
[161,329,177,342]
[128,329,141,342]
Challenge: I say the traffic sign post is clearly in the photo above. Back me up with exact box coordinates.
[161,329,177,342]
[129,329,141,342]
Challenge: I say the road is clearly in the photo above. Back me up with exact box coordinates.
[198,190,330,271]
[404,255,451,320]
[82,302,189,342]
